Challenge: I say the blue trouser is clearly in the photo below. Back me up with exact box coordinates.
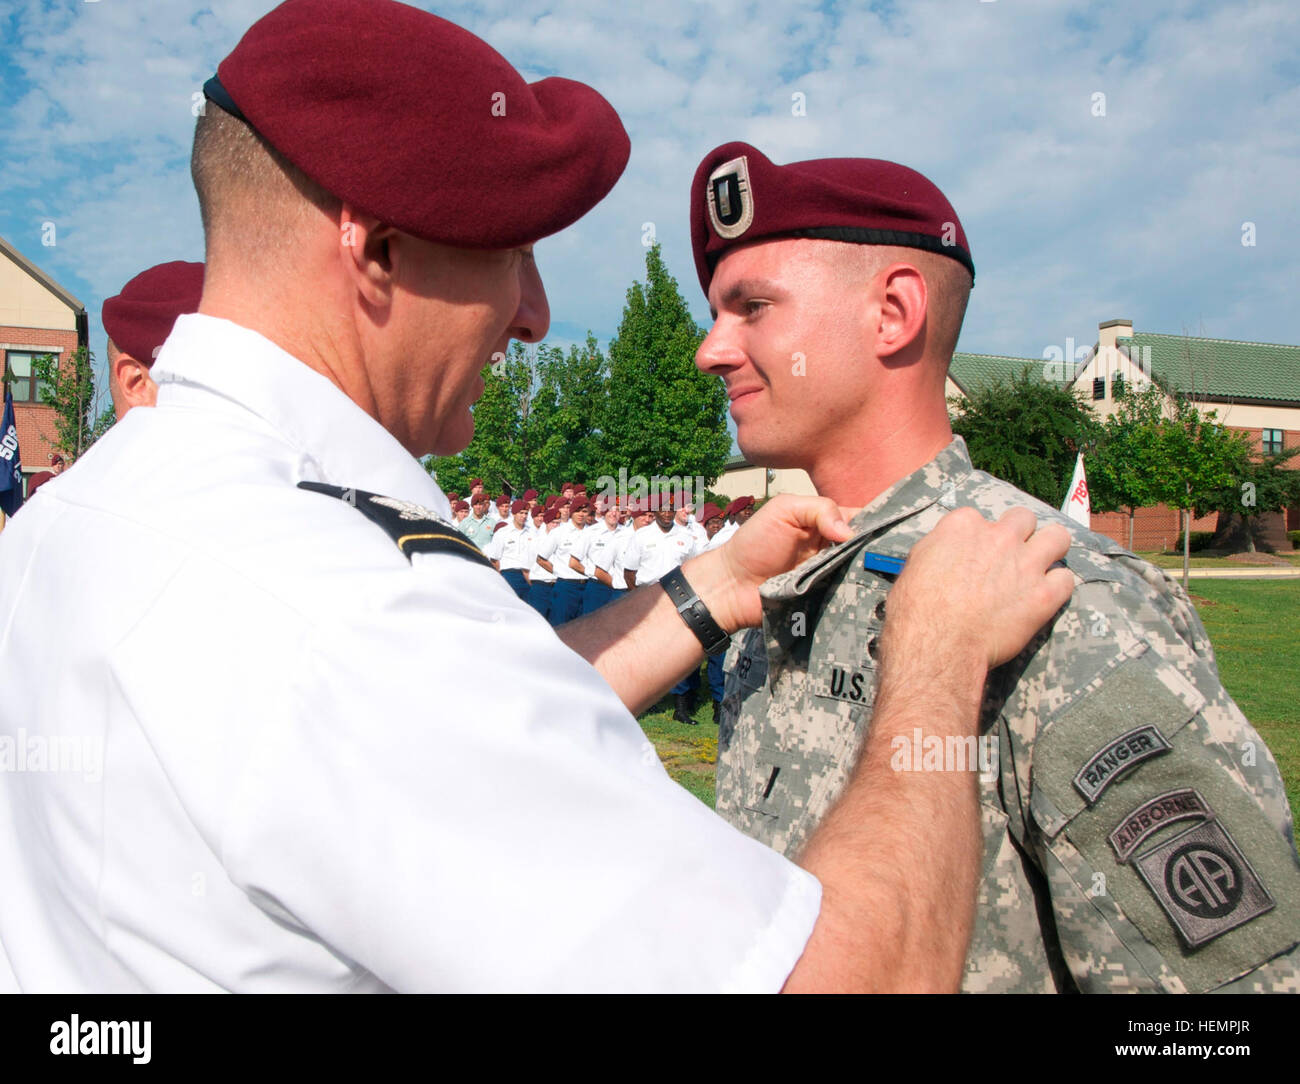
[581,580,616,614]
[549,579,584,626]
[501,569,529,602]
[672,665,701,696]
[707,652,724,703]
[527,581,553,621]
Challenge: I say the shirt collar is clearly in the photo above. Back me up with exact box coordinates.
[153,314,451,520]
[760,437,973,603]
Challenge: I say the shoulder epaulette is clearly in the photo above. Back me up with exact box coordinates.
[297,481,493,568]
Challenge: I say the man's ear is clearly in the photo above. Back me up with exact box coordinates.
[339,205,401,310]
[874,263,928,361]
[115,354,158,410]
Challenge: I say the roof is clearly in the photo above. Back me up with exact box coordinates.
[1117,332,1300,405]
[0,233,86,314]
[947,352,1057,397]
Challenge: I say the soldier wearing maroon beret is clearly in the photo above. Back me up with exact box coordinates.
[693,141,1300,993]
[102,261,205,418]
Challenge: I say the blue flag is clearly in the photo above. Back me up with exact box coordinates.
[0,385,24,518]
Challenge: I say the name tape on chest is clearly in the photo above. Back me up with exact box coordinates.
[298,482,493,568]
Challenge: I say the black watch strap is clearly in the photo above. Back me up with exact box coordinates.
[660,566,732,656]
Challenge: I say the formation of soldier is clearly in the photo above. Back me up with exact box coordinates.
[448,481,755,724]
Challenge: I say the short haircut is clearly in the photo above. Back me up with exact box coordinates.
[831,243,973,365]
[190,103,340,265]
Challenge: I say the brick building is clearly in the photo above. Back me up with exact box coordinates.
[948,320,1300,551]
[0,234,88,496]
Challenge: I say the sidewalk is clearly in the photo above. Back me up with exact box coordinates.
[1181,567,1300,580]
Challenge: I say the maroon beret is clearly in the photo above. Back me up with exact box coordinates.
[453,500,469,512]
[729,496,755,516]
[207,0,629,250]
[470,492,490,505]
[493,521,508,533]
[470,479,484,488]
[690,142,973,296]
[543,508,558,523]
[522,489,539,501]
[510,499,528,514]
[495,494,510,505]
[699,503,724,524]
[570,496,589,511]
[102,261,205,365]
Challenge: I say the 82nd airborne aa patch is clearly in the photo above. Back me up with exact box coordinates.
[1131,817,1275,948]
[707,155,754,240]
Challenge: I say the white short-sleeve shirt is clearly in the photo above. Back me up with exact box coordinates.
[0,315,819,993]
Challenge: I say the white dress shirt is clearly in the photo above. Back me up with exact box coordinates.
[0,314,818,993]
[486,522,531,571]
[622,522,699,587]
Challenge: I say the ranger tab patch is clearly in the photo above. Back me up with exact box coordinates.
[1132,818,1275,948]
[1072,724,1172,804]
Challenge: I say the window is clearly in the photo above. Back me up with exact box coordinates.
[1092,377,1105,400]
[1112,374,1125,398]
[1262,428,1284,455]
[4,351,56,404]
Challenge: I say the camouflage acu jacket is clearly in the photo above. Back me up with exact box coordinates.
[717,438,1300,992]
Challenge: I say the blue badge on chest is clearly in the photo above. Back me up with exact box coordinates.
[861,550,905,577]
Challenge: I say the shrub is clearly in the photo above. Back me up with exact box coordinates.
[1172,531,1215,554]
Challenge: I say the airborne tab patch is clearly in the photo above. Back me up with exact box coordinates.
[297,481,493,568]
[1132,818,1275,948]
[1073,724,1171,804]
[1108,788,1212,863]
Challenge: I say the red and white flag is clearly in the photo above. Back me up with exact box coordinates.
[1061,453,1090,528]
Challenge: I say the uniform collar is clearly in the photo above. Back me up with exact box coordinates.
[760,437,973,603]
[153,314,451,520]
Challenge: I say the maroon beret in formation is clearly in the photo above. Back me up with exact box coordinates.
[470,479,484,488]
[510,499,528,514]
[570,496,589,512]
[690,141,973,296]
[207,0,629,250]
[699,503,724,524]
[522,489,539,501]
[493,521,507,533]
[102,261,205,365]
[453,500,469,512]
[495,494,511,505]
[729,496,755,516]
[543,508,558,523]
[471,492,490,505]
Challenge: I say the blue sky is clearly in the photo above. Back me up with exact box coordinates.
[1,0,1297,421]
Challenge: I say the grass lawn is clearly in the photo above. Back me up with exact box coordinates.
[1191,580,1300,824]
[639,582,1300,824]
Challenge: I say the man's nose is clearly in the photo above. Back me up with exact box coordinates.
[511,254,550,343]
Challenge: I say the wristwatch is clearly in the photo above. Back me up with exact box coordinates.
[659,566,731,655]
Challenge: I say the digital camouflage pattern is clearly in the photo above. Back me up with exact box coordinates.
[718,438,1300,993]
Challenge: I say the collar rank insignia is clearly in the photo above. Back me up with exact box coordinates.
[707,155,754,240]
[298,481,493,568]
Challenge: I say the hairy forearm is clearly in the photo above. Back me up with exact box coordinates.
[557,550,733,714]
[785,646,987,993]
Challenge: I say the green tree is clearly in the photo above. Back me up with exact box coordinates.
[1143,395,1250,587]
[31,347,98,460]
[525,335,608,491]
[602,243,730,487]
[950,369,1102,506]
[1200,445,1300,554]
[1089,383,1166,551]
